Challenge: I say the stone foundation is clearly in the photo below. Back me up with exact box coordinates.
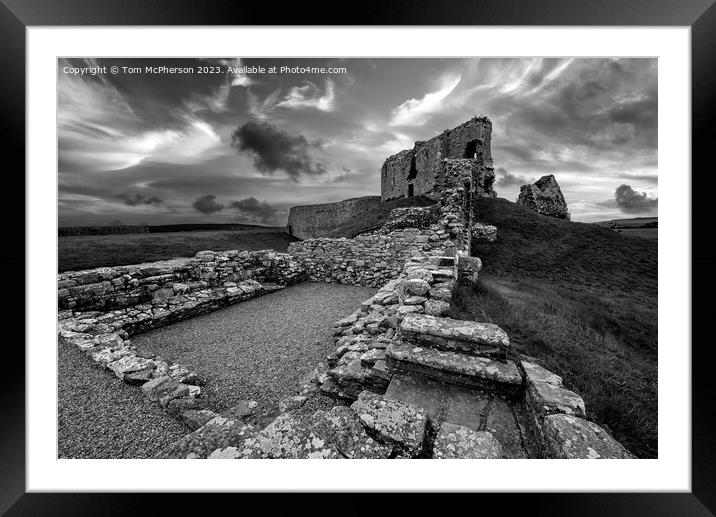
[58,249,304,311]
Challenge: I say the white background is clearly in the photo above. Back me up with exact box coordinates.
[27,27,690,492]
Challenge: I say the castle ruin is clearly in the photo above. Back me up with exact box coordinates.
[288,116,498,240]
[381,116,496,202]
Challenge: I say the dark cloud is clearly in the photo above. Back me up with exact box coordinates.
[230,121,327,180]
[192,194,225,214]
[118,192,163,206]
[495,167,532,188]
[613,184,658,213]
[228,197,280,224]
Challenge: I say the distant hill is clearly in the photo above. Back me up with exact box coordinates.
[59,222,283,237]
[592,216,657,240]
[593,216,658,227]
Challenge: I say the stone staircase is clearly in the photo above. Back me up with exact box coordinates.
[383,310,536,458]
[386,313,523,397]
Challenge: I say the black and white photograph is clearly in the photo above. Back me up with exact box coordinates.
[55,56,658,461]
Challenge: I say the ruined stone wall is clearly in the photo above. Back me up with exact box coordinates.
[289,158,476,287]
[57,250,305,311]
[287,196,382,240]
[381,116,494,202]
[287,207,464,287]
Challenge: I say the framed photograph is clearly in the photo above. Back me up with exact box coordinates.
[4,0,714,513]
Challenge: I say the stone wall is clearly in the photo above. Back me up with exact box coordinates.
[287,196,382,240]
[381,116,494,202]
[58,249,305,311]
[288,203,466,287]
[288,158,479,288]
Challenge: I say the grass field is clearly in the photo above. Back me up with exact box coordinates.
[455,197,657,458]
[593,216,658,241]
[58,228,294,272]
[609,227,658,240]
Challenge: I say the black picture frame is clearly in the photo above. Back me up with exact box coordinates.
[3,0,714,513]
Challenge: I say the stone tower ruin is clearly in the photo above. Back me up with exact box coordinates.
[380,116,496,202]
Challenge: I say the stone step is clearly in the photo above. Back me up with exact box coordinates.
[385,341,523,397]
[399,313,509,358]
[384,373,538,458]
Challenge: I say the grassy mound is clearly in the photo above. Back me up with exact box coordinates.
[327,195,435,238]
[452,197,657,458]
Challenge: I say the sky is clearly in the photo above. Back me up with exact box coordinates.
[58,57,657,226]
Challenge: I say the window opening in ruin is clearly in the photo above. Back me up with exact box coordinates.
[408,184,414,197]
[464,140,479,159]
[407,155,418,180]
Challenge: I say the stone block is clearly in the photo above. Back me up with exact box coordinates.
[404,278,430,296]
[400,313,509,356]
[156,416,257,459]
[424,299,451,317]
[309,406,393,458]
[240,414,342,459]
[542,414,633,459]
[106,354,155,379]
[527,381,586,419]
[433,423,503,459]
[180,409,219,431]
[521,360,563,386]
[386,342,522,396]
[141,375,177,401]
[350,390,428,457]
[428,286,453,301]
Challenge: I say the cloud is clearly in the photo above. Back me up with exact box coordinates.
[389,74,461,126]
[192,194,225,214]
[230,121,327,180]
[620,172,659,184]
[613,184,658,213]
[223,58,253,87]
[57,58,658,225]
[332,166,357,183]
[495,167,532,188]
[59,60,223,173]
[276,79,335,112]
[247,88,282,120]
[228,197,280,224]
[118,193,163,206]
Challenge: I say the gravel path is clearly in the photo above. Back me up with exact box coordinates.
[131,282,376,413]
[58,337,189,459]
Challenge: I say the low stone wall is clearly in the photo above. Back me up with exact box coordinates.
[57,249,307,433]
[58,250,305,311]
